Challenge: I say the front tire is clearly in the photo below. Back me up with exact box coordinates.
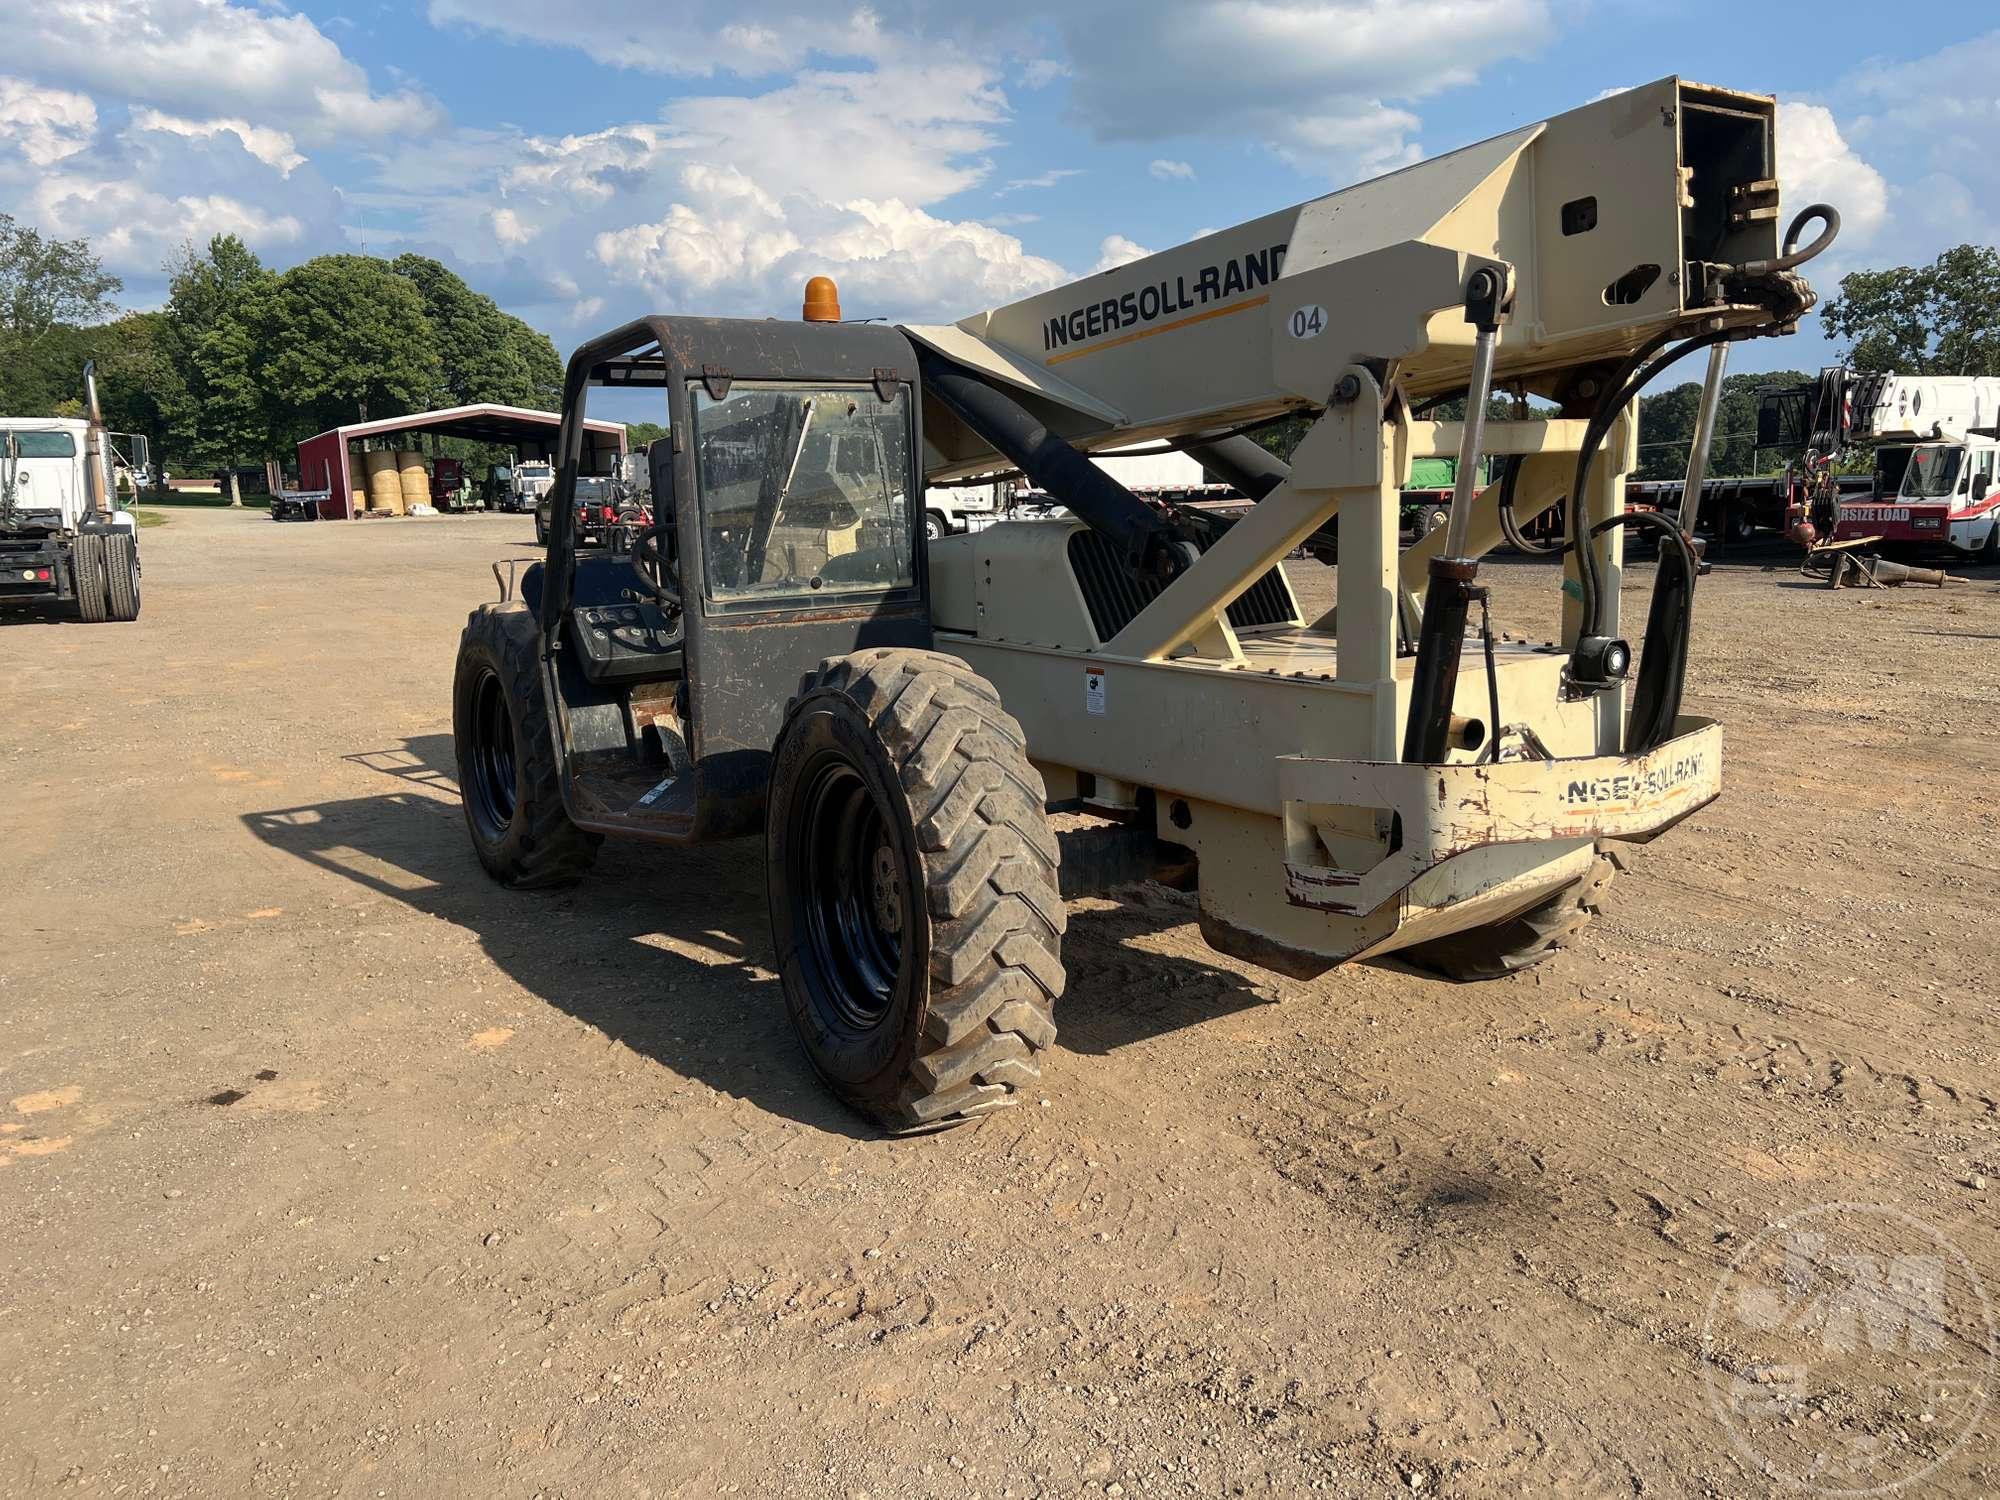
[452,604,601,887]
[768,649,1064,1130]
[923,511,946,542]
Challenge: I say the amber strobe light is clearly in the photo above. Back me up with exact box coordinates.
[802,276,841,322]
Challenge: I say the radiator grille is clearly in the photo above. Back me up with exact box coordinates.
[1065,527,1295,644]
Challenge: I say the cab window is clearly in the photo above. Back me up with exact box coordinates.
[690,382,915,601]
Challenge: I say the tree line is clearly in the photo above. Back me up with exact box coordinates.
[0,215,563,480]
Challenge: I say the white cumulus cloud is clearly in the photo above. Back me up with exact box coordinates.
[26,173,303,268]
[129,110,307,177]
[423,0,1550,184]
[28,0,443,145]
[1148,159,1195,182]
[594,172,1065,321]
[1776,101,1887,251]
[1088,235,1152,273]
[0,78,98,166]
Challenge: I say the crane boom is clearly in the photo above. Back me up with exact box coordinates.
[913,76,1812,481]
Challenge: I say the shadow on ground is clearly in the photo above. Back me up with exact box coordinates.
[244,735,1272,1129]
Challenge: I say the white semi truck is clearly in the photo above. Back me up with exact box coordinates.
[929,447,1222,535]
[0,363,144,621]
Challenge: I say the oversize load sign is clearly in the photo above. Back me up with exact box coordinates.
[1043,243,1289,354]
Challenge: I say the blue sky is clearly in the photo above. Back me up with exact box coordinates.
[3,0,1993,383]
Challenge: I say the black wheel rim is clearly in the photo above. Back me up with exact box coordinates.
[789,752,904,1034]
[466,667,518,841]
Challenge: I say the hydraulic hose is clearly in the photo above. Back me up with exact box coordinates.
[917,350,1193,582]
[1736,204,1841,277]
[1497,456,1563,556]
[1175,433,1289,501]
[1568,326,1733,646]
[1587,509,1700,754]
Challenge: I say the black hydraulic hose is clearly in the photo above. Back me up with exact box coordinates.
[1736,204,1841,276]
[917,350,1192,582]
[1570,328,1733,641]
[1497,456,1565,556]
[1587,509,1700,754]
[1176,433,1289,501]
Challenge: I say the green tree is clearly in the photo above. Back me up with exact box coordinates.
[390,253,564,409]
[0,213,121,344]
[1820,244,2000,377]
[162,235,274,497]
[85,313,183,481]
[0,215,123,414]
[1633,369,1810,481]
[240,255,443,446]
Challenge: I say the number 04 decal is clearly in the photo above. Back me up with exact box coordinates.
[1287,304,1328,340]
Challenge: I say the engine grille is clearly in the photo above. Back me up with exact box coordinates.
[1066,527,1296,644]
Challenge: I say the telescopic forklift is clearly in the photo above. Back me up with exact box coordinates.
[452,77,1837,1129]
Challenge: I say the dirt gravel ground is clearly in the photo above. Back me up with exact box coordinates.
[3,506,1998,1499]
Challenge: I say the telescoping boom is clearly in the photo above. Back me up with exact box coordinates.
[446,76,1841,1130]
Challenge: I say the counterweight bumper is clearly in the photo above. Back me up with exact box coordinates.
[1279,718,1722,917]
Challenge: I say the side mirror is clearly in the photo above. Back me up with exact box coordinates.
[1973,474,1991,502]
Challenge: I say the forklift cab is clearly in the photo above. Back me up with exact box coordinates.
[528,315,932,842]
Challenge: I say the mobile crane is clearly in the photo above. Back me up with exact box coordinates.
[1758,366,2000,556]
[450,77,1835,1128]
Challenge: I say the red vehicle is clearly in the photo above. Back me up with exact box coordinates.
[535,476,651,548]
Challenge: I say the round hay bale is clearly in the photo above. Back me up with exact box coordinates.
[364,449,402,513]
[398,452,429,507]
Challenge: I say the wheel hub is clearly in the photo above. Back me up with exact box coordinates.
[870,843,902,935]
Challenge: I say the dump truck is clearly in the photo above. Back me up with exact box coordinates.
[450,77,1833,1128]
[0,363,144,621]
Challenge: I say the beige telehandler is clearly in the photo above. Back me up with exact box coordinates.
[450,77,1837,1128]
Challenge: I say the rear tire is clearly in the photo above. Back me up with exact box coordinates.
[104,531,140,620]
[1399,850,1616,981]
[768,649,1064,1130]
[452,604,601,887]
[72,532,109,622]
[1418,503,1451,539]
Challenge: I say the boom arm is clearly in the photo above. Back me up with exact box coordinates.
[911,77,1811,476]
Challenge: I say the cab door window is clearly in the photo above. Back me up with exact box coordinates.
[690,382,915,602]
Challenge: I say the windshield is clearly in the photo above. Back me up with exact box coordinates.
[2,430,78,459]
[692,382,914,601]
[1889,444,1961,499]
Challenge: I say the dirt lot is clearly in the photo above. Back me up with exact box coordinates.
[3,507,1997,1498]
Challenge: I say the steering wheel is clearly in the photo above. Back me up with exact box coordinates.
[629,513,682,608]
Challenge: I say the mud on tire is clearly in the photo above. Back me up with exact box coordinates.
[768,648,1064,1130]
[1399,849,1617,982]
[451,603,601,888]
